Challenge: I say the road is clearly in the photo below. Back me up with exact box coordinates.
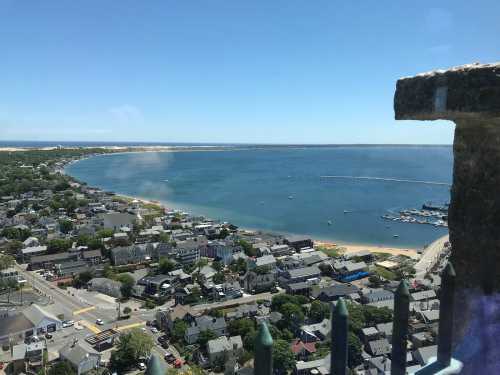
[12,263,178,370]
[414,234,449,279]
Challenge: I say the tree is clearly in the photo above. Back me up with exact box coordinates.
[158,232,171,243]
[279,303,305,329]
[229,258,247,274]
[198,329,217,350]
[123,306,132,315]
[58,219,73,234]
[46,239,71,254]
[368,275,382,287]
[4,240,22,256]
[96,228,114,238]
[218,228,229,239]
[212,260,224,272]
[213,272,225,284]
[228,318,255,337]
[309,300,330,322]
[116,273,135,299]
[110,329,154,372]
[272,339,296,374]
[0,254,15,270]
[171,319,188,343]
[47,361,76,375]
[159,257,176,274]
[237,239,257,257]
[73,270,93,288]
[348,332,363,368]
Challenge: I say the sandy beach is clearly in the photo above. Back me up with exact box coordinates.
[315,240,420,258]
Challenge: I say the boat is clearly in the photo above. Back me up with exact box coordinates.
[288,195,294,200]
[327,220,333,225]
[164,179,169,182]
[393,234,399,238]
[343,210,351,214]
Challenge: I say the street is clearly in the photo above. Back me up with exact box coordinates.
[414,234,449,279]
[10,264,182,371]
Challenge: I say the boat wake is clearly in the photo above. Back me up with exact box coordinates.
[319,175,451,186]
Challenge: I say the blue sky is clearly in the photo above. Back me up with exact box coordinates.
[1,1,499,144]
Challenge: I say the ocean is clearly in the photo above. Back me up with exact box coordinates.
[65,146,452,248]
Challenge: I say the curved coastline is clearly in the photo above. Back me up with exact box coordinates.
[64,149,450,254]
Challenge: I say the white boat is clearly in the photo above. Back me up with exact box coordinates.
[327,220,333,225]
[288,195,294,200]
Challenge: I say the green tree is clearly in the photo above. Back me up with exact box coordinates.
[73,270,93,288]
[47,361,76,375]
[171,319,188,343]
[348,332,363,368]
[58,219,73,234]
[218,228,230,239]
[228,318,255,337]
[212,272,225,284]
[309,300,330,322]
[0,254,15,270]
[272,339,296,374]
[279,303,305,329]
[96,228,114,238]
[198,329,217,350]
[237,239,257,257]
[116,273,135,299]
[4,240,23,256]
[212,260,224,272]
[123,306,132,315]
[46,239,71,254]
[110,329,154,372]
[159,257,176,274]
[158,232,171,243]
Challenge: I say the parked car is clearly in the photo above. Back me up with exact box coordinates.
[138,362,146,370]
[157,335,167,344]
[174,358,183,368]
[150,327,159,333]
[45,333,53,339]
[161,341,169,349]
[96,319,104,325]
[62,320,74,328]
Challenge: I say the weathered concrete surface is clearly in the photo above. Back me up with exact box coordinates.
[395,62,500,121]
[395,62,500,293]
[394,63,500,363]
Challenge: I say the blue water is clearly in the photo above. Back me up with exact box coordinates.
[66,146,452,248]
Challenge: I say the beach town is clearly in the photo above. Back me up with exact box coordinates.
[0,148,450,375]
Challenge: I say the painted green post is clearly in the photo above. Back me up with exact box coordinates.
[145,354,164,375]
[254,321,273,375]
[391,280,410,375]
[437,262,456,366]
[332,298,348,375]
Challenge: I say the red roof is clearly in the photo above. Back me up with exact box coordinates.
[290,339,317,354]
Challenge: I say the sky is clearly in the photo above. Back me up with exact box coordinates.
[1,1,499,144]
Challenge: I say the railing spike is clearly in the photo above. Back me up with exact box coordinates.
[391,280,410,375]
[254,321,273,375]
[437,262,456,366]
[332,297,349,375]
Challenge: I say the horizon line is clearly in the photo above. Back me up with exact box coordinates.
[0,139,453,147]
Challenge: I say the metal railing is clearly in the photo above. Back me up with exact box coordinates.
[254,262,462,375]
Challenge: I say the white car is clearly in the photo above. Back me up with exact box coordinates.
[138,362,146,370]
[95,319,104,325]
[150,327,158,333]
[62,320,74,328]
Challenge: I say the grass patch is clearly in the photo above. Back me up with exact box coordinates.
[373,266,397,281]
[317,246,341,258]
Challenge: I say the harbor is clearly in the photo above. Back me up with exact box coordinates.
[381,202,449,228]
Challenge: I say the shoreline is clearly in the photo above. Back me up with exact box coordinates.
[62,151,445,258]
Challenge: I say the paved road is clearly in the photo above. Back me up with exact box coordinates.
[414,234,449,279]
[13,264,178,370]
